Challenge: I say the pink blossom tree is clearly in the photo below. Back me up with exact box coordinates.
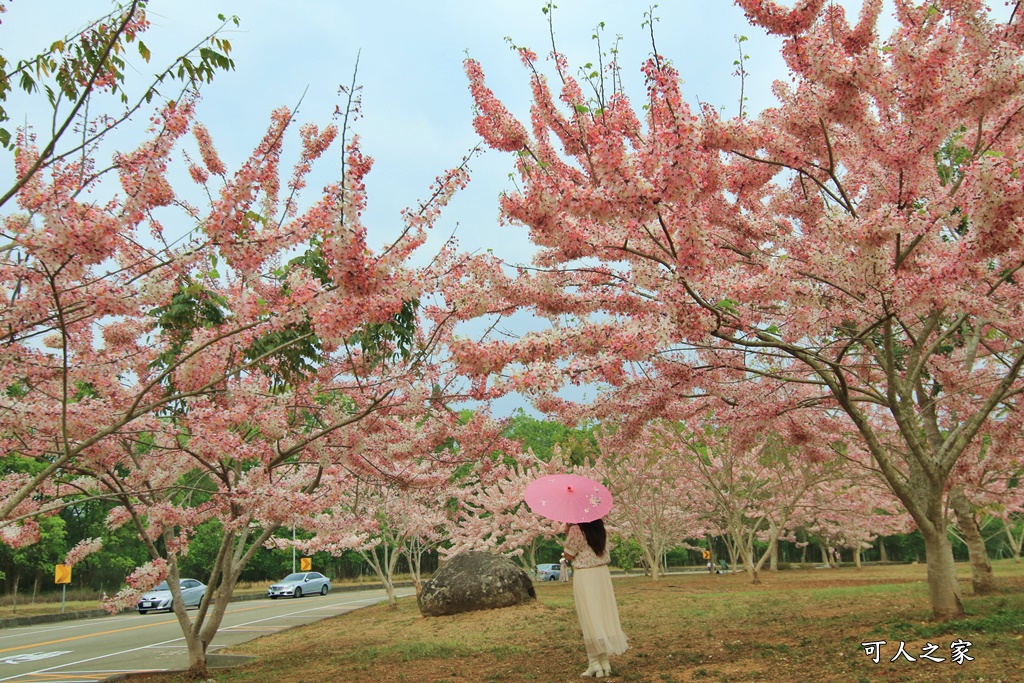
[460,0,1024,619]
[448,449,568,572]
[592,426,706,580]
[0,1,236,544]
[0,60,484,675]
[800,479,911,568]
[298,413,513,606]
[665,418,843,583]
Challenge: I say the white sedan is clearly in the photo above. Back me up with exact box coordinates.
[267,572,332,598]
[136,578,206,614]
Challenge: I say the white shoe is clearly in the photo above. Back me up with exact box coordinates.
[581,660,602,677]
[599,658,611,676]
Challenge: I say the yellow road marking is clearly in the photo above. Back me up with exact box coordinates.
[0,603,274,655]
[0,621,167,654]
[20,674,124,681]
[22,675,112,681]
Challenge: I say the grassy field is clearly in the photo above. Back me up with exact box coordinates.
[122,560,1024,683]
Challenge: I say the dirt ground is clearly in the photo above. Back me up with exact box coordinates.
[128,562,1024,683]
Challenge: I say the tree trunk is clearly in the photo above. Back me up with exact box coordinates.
[921,526,965,620]
[1005,521,1022,563]
[410,554,423,596]
[818,540,831,568]
[382,577,397,605]
[10,573,18,613]
[754,539,778,583]
[733,530,759,584]
[950,489,996,595]
[641,545,661,581]
[879,537,888,563]
[185,633,209,680]
[179,523,280,681]
[747,550,760,584]
[361,545,401,606]
[727,538,739,573]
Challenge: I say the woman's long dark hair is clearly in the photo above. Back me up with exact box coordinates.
[577,519,606,556]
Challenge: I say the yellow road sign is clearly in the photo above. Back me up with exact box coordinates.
[300,557,312,571]
[54,564,71,584]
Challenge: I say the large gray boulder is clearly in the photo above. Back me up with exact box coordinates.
[418,551,536,617]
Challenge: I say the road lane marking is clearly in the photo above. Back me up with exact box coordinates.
[0,632,189,683]
[0,622,170,655]
[215,593,411,631]
[19,674,125,682]
[1,654,72,665]
[0,589,414,683]
[0,600,288,657]
[0,619,126,643]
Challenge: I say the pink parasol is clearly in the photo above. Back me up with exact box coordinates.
[524,474,613,523]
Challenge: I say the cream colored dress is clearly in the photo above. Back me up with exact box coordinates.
[563,524,628,658]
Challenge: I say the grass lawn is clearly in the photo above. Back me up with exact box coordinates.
[128,561,1024,682]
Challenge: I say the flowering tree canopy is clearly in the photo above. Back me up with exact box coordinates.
[461,0,1024,619]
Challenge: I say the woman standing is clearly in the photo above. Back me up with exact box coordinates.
[562,518,628,677]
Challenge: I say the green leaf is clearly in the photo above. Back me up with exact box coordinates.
[138,41,151,62]
[716,298,738,315]
[574,104,589,113]
[19,72,37,94]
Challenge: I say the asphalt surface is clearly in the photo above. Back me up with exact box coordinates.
[0,586,415,683]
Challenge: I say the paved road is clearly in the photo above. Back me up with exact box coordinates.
[0,586,414,682]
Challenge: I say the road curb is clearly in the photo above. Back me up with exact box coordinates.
[0,581,413,630]
[0,608,117,629]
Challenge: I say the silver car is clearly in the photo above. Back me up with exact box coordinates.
[267,571,332,599]
[136,578,206,614]
[536,563,563,581]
